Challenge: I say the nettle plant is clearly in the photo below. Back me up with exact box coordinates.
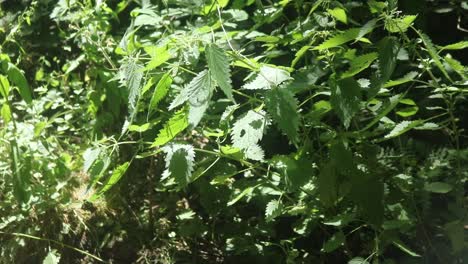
[77,0,466,262]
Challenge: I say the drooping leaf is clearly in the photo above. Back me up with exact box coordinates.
[231,110,269,161]
[205,43,234,100]
[357,19,377,41]
[265,87,300,143]
[152,108,189,147]
[243,65,292,90]
[330,77,362,129]
[162,144,195,188]
[6,63,32,104]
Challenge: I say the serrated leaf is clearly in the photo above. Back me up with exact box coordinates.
[369,37,399,97]
[425,182,452,193]
[384,71,418,87]
[385,15,417,33]
[162,144,195,188]
[265,200,283,222]
[169,69,214,128]
[206,44,234,101]
[149,73,172,113]
[417,31,453,82]
[91,162,130,201]
[231,110,269,161]
[313,28,360,50]
[144,45,171,70]
[152,109,189,147]
[341,52,378,79]
[384,120,422,139]
[265,88,300,143]
[330,77,362,129]
[322,231,345,253]
[115,59,144,118]
[243,66,292,90]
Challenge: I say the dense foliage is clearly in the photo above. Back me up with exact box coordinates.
[0,0,467,263]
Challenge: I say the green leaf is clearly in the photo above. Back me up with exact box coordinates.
[43,249,61,264]
[162,144,195,188]
[444,221,464,253]
[348,257,370,264]
[341,52,378,79]
[392,240,421,257]
[440,41,468,50]
[384,120,423,139]
[385,15,417,33]
[149,72,172,113]
[0,74,10,98]
[369,37,399,97]
[357,19,377,41]
[424,182,453,193]
[265,200,283,222]
[361,94,402,131]
[265,88,300,143]
[227,185,259,206]
[205,44,234,101]
[384,71,418,88]
[271,155,311,190]
[115,59,144,118]
[169,69,215,128]
[291,45,311,68]
[83,147,102,172]
[318,163,338,206]
[1,104,11,123]
[322,231,345,253]
[91,162,130,200]
[327,7,347,24]
[313,28,361,50]
[416,31,453,82]
[144,45,171,70]
[243,65,292,90]
[152,108,189,147]
[330,77,362,129]
[231,110,269,161]
[6,63,32,104]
